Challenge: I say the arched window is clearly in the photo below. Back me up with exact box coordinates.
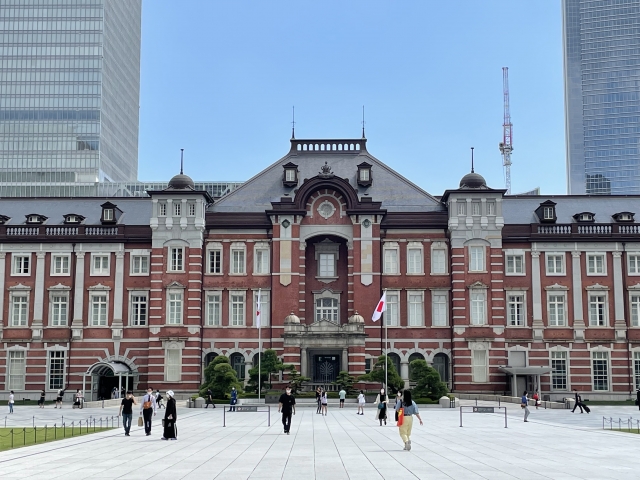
[408,352,425,381]
[388,353,402,375]
[230,353,245,380]
[315,297,339,322]
[204,352,218,367]
[433,353,450,382]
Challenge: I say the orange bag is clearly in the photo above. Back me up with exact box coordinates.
[397,407,404,426]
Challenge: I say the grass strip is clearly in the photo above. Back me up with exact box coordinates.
[0,425,113,451]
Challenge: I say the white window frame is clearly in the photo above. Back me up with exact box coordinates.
[230,243,246,275]
[166,289,184,325]
[628,254,640,275]
[587,253,607,276]
[406,242,424,275]
[547,292,567,327]
[187,202,196,217]
[407,290,424,326]
[469,246,485,272]
[51,254,71,276]
[486,201,496,216]
[314,290,340,323]
[550,350,568,391]
[430,244,447,275]
[158,202,167,217]
[431,289,449,327]
[48,290,69,327]
[205,291,222,326]
[47,349,66,391]
[545,253,566,276]
[634,351,640,390]
[130,253,150,276]
[457,202,466,216]
[7,349,27,390]
[588,292,608,327]
[383,242,399,275]
[592,350,610,391]
[10,291,30,327]
[470,289,487,325]
[168,247,185,273]
[472,349,488,383]
[631,292,640,327]
[254,290,270,327]
[129,291,148,326]
[505,253,525,276]
[89,292,109,326]
[206,243,223,275]
[165,346,182,382]
[173,201,182,217]
[471,201,481,216]
[506,291,526,327]
[315,241,339,280]
[253,243,270,275]
[229,290,246,326]
[12,254,31,276]
[543,206,554,220]
[384,290,400,326]
[90,253,110,276]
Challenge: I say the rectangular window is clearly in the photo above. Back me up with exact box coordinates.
[11,295,28,326]
[486,201,496,215]
[319,253,335,277]
[254,249,270,274]
[543,206,554,220]
[506,254,524,274]
[52,255,70,275]
[548,294,566,326]
[470,291,486,325]
[92,254,109,275]
[90,295,108,326]
[173,202,181,216]
[587,254,606,275]
[469,246,484,272]
[208,249,222,274]
[8,351,26,390]
[472,350,487,383]
[629,254,640,274]
[168,292,183,325]
[432,294,448,326]
[546,254,565,275]
[169,247,183,272]
[384,248,398,274]
[188,202,196,216]
[285,169,296,182]
[472,202,481,215]
[131,255,149,275]
[13,254,30,275]
[408,293,423,326]
[634,352,640,390]
[130,294,148,326]
[632,295,640,327]
[589,294,607,326]
[385,293,399,326]
[159,203,167,216]
[592,351,609,391]
[231,249,245,274]
[431,249,446,274]
[51,295,68,326]
[507,294,525,326]
[231,294,245,326]
[255,292,270,327]
[407,248,422,274]
[457,202,466,215]
[315,297,339,322]
[48,351,65,390]
[165,349,181,382]
[206,293,221,326]
[551,351,568,391]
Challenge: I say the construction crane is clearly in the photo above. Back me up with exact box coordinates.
[499,66,513,194]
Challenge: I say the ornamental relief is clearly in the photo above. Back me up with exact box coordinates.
[317,200,336,219]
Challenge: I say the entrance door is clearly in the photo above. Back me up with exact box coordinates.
[313,355,340,384]
[516,376,527,397]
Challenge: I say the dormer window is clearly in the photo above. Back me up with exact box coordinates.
[357,162,373,188]
[574,212,595,223]
[282,162,299,188]
[26,214,47,224]
[103,209,114,221]
[63,214,85,224]
[613,212,635,223]
[535,200,557,223]
[100,202,120,224]
[0,215,10,225]
[544,207,555,220]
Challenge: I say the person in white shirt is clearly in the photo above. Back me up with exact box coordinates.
[357,390,366,415]
[8,391,15,414]
[140,387,157,436]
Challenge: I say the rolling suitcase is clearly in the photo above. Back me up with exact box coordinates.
[583,404,590,413]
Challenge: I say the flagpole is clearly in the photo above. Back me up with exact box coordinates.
[384,289,388,393]
[258,289,262,403]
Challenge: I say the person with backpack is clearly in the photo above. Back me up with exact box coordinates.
[155,390,164,409]
[55,389,64,408]
[522,390,530,422]
[374,388,388,426]
[397,390,423,450]
[140,387,157,436]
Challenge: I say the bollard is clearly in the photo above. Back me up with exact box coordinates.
[33,416,35,428]
[23,427,25,446]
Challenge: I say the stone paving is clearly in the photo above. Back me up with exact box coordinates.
[0,401,639,479]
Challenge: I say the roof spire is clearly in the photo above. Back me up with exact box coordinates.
[471,147,475,173]
[291,106,295,139]
[180,148,184,174]
[361,105,366,138]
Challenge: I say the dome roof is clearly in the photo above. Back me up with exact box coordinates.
[459,171,487,189]
[284,312,300,324]
[168,173,195,190]
[348,311,365,324]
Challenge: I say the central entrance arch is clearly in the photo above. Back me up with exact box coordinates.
[83,361,137,401]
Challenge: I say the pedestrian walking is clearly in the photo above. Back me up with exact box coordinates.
[316,387,322,414]
[522,390,530,422]
[533,392,541,410]
[155,390,164,409]
[38,389,46,408]
[205,388,216,408]
[357,390,366,415]
[278,386,296,435]
[8,391,14,414]
[339,388,346,408]
[321,390,328,415]
[374,388,388,426]
[571,388,584,413]
[397,390,423,451]
[55,388,64,409]
[228,386,238,412]
[119,391,137,436]
[161,391,177,440]
[140,387,157,436]
[394,392,402,422]
[73,389,83,409]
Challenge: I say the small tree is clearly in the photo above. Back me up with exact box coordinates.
[358,355,404,393]
[199,355,242,399]
[410,359,448,400]
[287,367,310,394]
[247,349,286,392]
[334,370,357,395]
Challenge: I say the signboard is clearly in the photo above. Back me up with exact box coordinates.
[473,407,495,413]
[235,406,258,412]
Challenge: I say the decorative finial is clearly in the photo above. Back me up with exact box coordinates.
[291,106,295,139]
[180,148,184,175]
[471,147,474,173]
[362,105,366,138]
[319,161,333,177]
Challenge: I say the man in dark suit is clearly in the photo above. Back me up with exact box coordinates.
[572,388,584,413]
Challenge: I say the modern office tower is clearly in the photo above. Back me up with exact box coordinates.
[563,0,640,195]
[0,0,142,194]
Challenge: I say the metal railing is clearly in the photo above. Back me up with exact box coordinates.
[602,416,640,433]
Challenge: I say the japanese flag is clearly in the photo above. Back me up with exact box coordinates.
[372,292,386,322]
[256,289,262,328]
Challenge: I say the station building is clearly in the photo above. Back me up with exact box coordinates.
[1,137,640,400]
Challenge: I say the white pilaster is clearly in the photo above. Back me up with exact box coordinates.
[531,251,544,340]
[112,251,125,340]
[32,252,46,340]
[571,251,585,340]
[612,251,626,340]
[72,252,85,339]
[0,253,5,338]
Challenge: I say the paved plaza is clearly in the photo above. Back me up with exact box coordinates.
[0,401,639,479]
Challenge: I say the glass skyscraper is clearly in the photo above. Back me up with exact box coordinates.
[0,0,141,190]
[563,0,640,195]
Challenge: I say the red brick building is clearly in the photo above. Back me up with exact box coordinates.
[1,137,640,400]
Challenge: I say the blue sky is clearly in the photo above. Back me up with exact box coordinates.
[139,1,565,195]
